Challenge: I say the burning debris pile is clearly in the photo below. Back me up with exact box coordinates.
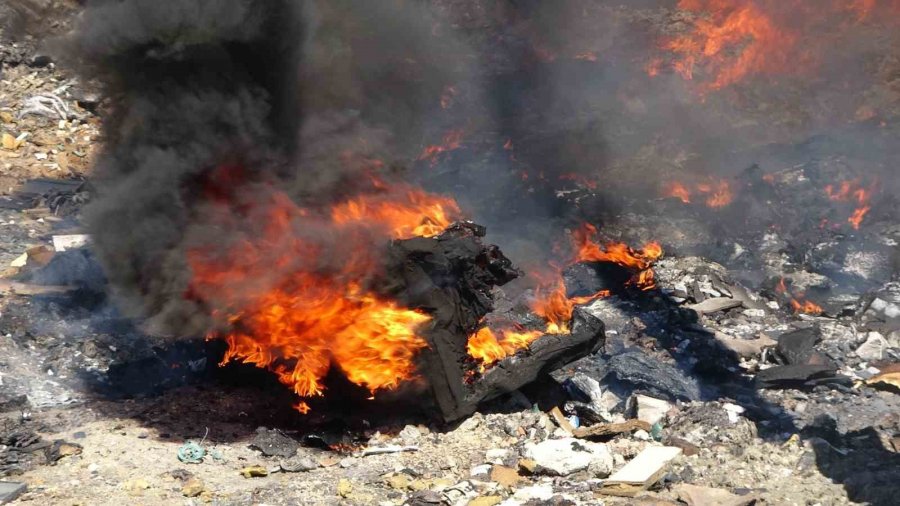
[58,0,670,419]
[2,0,900,504]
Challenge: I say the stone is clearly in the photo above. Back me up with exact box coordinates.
[688,297,742,314]
[385,473,411,490]
[470,464,491,477]
[485,449,509,463]
[249,427,298,458]
[397,425,423,444]
[239,466,268,478]
[181,477,205,498]
[510,484,554,502]
[489,465,522,488]
[856,332,888,361]
[633,395,671,425]
[0,482,26,504]
[468,496,502,506]
[523,438,612,476]
[337,479,353,498]
[723,403,745,424]
[280,454,318,473]
[674,484,757,506]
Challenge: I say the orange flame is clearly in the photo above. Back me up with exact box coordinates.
[189,183,462,412]
[665,182,693,203]
[775,277,823,315]
[573,224,663,290]
[527,225,660,336]
[824,179,874,230]
[466,326,544,372]
[660,0,900,90]
[418,129,464,165]
[663,178,733,208]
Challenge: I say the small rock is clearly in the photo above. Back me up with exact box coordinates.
[510,484,554,502]
[123,478,150,492]
[280,454,318,473]
[485,448,509,462]
[856,332,888,362]
[385,473,411,490]
[489,465,522,488]
[517,458,537,474]
[470,464,492,478]
[723,403,746,424]
[337,479,353,498]
[469,496,502,506]
[397,425,422,444]
[674,483,757,506]
[633,429,651,441]
[249,427,298,458]
[181,477,205,498]
[523,437,612,476]
[457,416,481,432]
[633,395,671,425]
[239,466,268,478]
[339,457,355,468]
[688,297,742,314]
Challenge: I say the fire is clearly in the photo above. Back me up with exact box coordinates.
[529,225,660,335]
[573,224,663,290]
[331,189,461,238]
[466,326,544,372]
[659,0,900,90]
[824,179,874,230]
[775,277,823,315]
[418,129,464,165]
[663,178,734,208]
[189,181,462,412]
[666,182,692,204]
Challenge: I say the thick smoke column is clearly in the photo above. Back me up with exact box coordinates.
[68,0,477,336]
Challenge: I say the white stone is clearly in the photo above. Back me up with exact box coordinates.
[723,403,745,424]
[485,448,508,463]
[856,332,888,361]
[52,234,90,252]
[509,484,554,502]
[523,438,612,476]
[469,464,491,477]
[634,395,671,425]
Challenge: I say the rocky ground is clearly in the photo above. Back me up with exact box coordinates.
[2,1,900,506]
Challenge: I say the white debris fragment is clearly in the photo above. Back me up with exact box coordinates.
[723,403,746,424]
[52,234,90,252]
[523,437,612,476]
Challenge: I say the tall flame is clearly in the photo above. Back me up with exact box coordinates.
[189,182,461,411]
